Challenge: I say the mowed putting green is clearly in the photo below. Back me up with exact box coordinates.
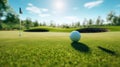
[0,31,120,67]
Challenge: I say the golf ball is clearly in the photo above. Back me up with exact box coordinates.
[70,31,81,42]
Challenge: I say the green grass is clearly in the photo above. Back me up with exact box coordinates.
[0,31,120,67]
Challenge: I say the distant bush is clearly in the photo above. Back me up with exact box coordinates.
[76,28,109,33]
[24,28,49,32]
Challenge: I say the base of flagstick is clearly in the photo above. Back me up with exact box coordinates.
[19,32,22,37]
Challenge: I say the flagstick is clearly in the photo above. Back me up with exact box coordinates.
[19,7,22,37]
[19,14,22,37]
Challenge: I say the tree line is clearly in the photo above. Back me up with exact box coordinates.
[0,0,40,30]
[0,0,120,30]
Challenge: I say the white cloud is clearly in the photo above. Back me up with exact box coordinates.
[41,8,49,12]
[39,14,50,17]
[84,0,103,9]
[26,3,50,17]
[26,4,41,14]
[64,16,79,21]
[28,3,33,6]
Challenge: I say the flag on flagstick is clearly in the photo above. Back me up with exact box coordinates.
[19,7,23,14]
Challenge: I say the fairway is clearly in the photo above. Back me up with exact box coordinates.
[0,31,120,67]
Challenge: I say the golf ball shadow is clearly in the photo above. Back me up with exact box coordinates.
[71,42,90,53]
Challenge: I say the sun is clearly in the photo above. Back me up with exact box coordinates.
[53,0,66,12]
[55,0,64,10]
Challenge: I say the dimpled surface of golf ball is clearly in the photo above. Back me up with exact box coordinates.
[70,31,81,42]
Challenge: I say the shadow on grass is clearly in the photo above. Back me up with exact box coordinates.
[24,29,49,32]
[98,46,116,55]
[71,42,90,53]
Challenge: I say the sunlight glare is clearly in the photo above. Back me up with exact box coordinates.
[53,0,66,12]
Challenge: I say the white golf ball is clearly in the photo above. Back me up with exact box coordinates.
[70,31,81,42]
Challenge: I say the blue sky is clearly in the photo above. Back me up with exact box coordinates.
[9,0,120,25]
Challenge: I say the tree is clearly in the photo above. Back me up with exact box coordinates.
[39,22,42,26]
[88,19,93,27]
[75,21,80,28]
[43,22,46,26]
[3,7,19,30]
[4,12,19,23]
[62,24,70,28]
[24,18,33,29]
[50,20,55,27]
[33,20,39,27]
[111,16,118,25]
[106,11,115,22]
[106,11,120,25]
[0,0,8,19]
[96,16,101,26]
[100,19,104,26]
[83,18,87,28]
[0,0,20,30]
[118,15,120,25]
[0,0,8,30]
[71,22,74,28]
